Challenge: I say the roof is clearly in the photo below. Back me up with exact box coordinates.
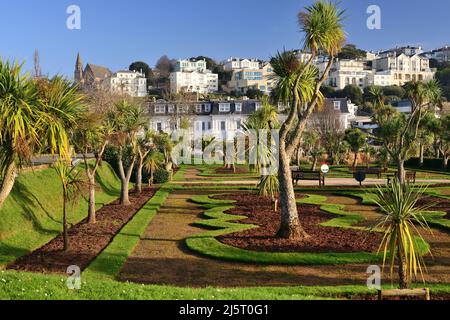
[148,100,261,116]
[324,98,350,114]
[85,64,112,80]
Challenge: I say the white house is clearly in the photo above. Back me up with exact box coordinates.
[223,58,260,71]
[170,59,218,94]
[108,70,147,97]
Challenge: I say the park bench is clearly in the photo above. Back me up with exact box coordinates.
[351,166,387,179]
[387,171,417,185]
[292,170,325,187]
[378,288,430,300]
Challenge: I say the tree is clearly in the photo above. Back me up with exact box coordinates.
[144,150,164,186]
[272,0,345,239]
[345,128,367,167]
[341,85,363,105]
[0,61,85,209]
[155,55,173,78]
[129,61,152,78]
[53,159,88,251]
[108,100,147,205]
[302,130,324,171]
[135,129,153,193]
[373,180,431,289]
[337,44,366,60]
[246,88,264,99]
[427,114,450,167]
[371,81,442,185]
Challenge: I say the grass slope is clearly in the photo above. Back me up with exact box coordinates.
[0,163,121,267]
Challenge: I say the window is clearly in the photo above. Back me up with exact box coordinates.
[219,103,231,112]
[221,121,226,131]
[156,122,163,132]
[167,105,175,113]
[208,122,212,130]
[236,120,242,130]
[204,104,211,112]
[255,102,261,111]
[202,122,206,131]
[235,103,242,112]
[333,101,341,111]
[155,105,165,114]
[195,104,202,113]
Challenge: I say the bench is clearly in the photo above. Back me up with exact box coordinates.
[378,288,430,300]
[292,170,325,187]
[351,166,387,179]
[387,172,417,185]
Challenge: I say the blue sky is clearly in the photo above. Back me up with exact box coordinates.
[0,0,448,78]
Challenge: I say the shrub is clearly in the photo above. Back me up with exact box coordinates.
[153,168,170,184]
[405,158,449,171]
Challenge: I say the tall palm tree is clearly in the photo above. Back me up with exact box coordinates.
[372,80,442,185]
[273,0,345,239]
[135,129,154,193]
[0,60,86,209]
[0,60,39,209]
[108,100,147,205]
[73,112,113,223]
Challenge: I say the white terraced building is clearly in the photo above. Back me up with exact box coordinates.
[170,59,218,94]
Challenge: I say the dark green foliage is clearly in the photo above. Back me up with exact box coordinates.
[153,168,170,184]
[337,44,367,60]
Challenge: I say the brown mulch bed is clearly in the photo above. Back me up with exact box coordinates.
[215,167,250,175]
[417,196,450,219]
[8,188,157,274]
[215,193,381,253]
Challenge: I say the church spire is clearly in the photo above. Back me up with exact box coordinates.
[74,52,84,84]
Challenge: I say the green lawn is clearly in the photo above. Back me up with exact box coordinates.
[0,162,121,267]
[2,270,450,300]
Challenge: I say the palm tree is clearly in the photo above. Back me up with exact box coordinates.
[373,179,432,289]
[345,128,367,168]
[273,0,345,239]
[135,129,154,193]
[0,60,39,209]
[0,60,86,209]
[53,159,88,251]
[372,80,442,185]
[258,174,280,211]
[73,113,113,223]
[108,100,147,205]
[144,151,164,186]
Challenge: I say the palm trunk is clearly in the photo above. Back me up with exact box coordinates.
[277,149,308,240]
[398,252,409,289]
[88,174,96,224]
[352,152,358,168]
[419,144,424,167]
[397,159,406,186]
[136,163,143,193]
[443,155,449,169]
[120,178,130,205]
[311,156,318,171]
[63,193,69,251]
[0,161,17,209]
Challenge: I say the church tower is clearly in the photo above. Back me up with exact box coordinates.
[74,52,84,84]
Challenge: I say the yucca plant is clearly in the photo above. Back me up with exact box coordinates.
[53,159,88,251]
[372,179,433,289]
[258,174,280,212]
